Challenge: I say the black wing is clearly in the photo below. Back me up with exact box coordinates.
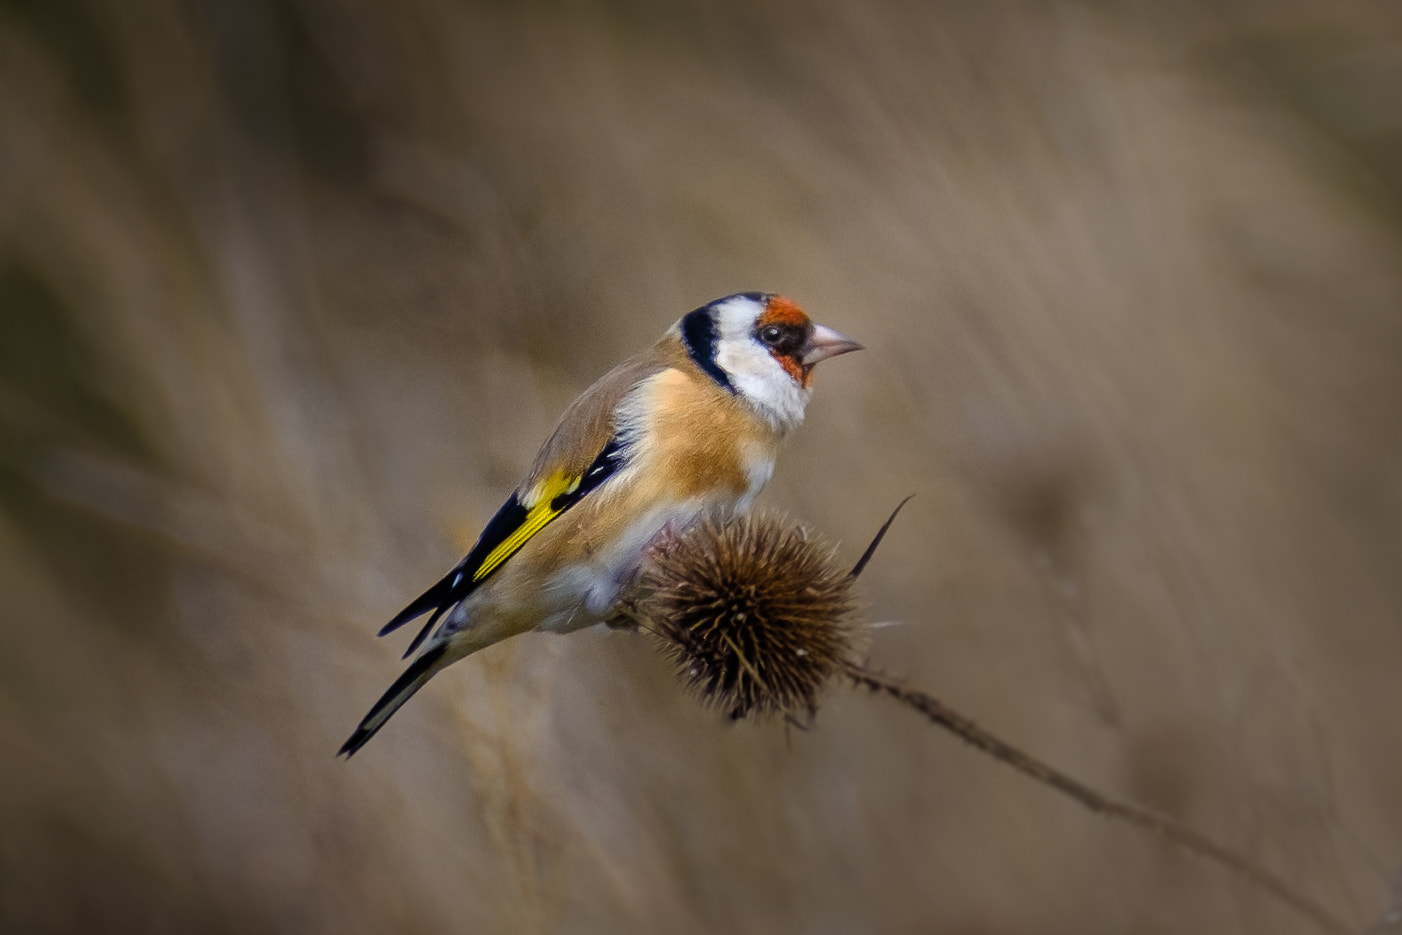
[378,438,627,658]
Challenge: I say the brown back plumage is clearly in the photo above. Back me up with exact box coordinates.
[521,331,691,491]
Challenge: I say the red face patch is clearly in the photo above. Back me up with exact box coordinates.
[759,295,810,329]
[756,296,814,386]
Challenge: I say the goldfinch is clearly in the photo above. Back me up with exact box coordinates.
[340,292,861,755]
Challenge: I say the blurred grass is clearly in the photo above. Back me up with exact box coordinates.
[1,0,1401,933]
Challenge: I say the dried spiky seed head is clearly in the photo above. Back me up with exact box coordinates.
[624,512,860,721]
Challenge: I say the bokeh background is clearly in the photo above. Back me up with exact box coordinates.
[3,1,1401,932]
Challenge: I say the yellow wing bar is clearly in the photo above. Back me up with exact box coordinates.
[472,471,581,582]
[378,438,627,657]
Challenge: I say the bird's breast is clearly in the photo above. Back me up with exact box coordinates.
[626,366,779,497]
[506,367,783,633]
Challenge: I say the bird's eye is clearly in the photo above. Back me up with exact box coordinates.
[756,322,805,355]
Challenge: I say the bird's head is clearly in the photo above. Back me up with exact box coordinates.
[677,292,862,433]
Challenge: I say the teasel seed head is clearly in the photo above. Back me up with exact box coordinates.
[620,512,862,722]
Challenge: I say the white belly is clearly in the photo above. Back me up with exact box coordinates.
[534,445,775,634]
[533,499,705,633]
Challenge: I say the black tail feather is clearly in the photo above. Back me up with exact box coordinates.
[378,568,462,637]
[405,602,456,660]
[339,645,448,757]
[378,490,536,644]
[378,565,472,659]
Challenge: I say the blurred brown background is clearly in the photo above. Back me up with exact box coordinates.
[2,1,1401,932]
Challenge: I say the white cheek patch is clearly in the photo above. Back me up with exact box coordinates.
[710,296,811,434]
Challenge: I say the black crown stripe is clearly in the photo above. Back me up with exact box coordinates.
[681,303,737,393]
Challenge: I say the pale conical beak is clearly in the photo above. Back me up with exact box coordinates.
[802,323,864,366]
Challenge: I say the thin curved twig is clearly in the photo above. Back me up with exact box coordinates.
[843,661,1353,935]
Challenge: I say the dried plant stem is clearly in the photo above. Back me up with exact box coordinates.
[843,662,1352,935]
